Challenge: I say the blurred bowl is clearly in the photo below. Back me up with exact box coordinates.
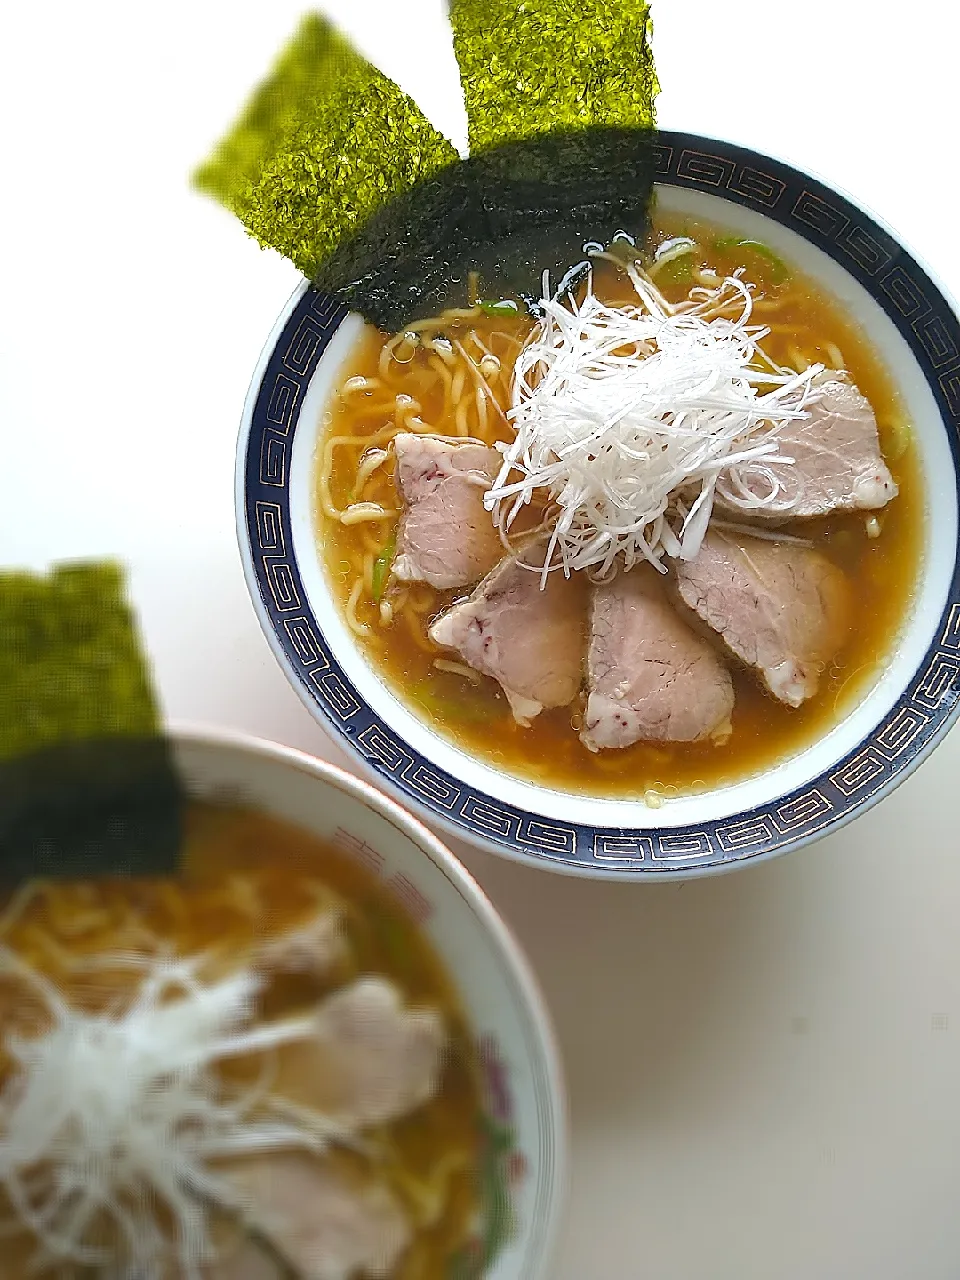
[237,130,960,878]
[172,724,566,1280]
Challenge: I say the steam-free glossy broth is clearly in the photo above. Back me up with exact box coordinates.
[317,215,924,798]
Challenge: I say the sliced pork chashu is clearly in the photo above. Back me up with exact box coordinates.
[258,909,345,978]
[581,570,734,750]
[673,530,850,708]
[720,373,898,520]
[392,434,502,589]
[211,979,440,1280]
[272,977,446,1130]
[429,542,584,725]
[222,1153,411,1280]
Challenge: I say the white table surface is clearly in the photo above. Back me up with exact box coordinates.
[4,3,960,1276]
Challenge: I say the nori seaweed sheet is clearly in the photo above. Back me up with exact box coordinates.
[313,126,657,332]
[0,563,184,882]
[450,0,659,154]
[194,4,660,324]
[0,738,183,884]
[194,12,458,278]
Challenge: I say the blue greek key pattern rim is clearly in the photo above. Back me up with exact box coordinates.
[241,131,960,876]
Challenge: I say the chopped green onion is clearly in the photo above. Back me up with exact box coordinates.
[411,681,493,725]
[371,538,396,602]
[650,254,695,289]
[712,236,788,284]
[737,240,789,283]
[882,419,912,462]
[478,298,521,317]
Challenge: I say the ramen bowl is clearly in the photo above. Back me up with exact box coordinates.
[172,725,566,1279]
[237,130,960,879]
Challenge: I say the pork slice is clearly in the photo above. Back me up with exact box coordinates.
[581,571,734,750]
[428,543,584,725]
[720,373,898,519]
[273,977,446,1130]
[392,433,502,589]
[258,910,345,978]
[673,530,850,707]
[223,1153,411,1280]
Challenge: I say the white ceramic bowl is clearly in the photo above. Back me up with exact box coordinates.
[237,131,960,879]
[171,724,566,1280]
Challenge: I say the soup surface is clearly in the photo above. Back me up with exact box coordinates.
[317,214,924,799]
[0,804,482,1278]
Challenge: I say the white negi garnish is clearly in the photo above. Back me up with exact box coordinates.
[0,949,346,1278]
[484,258,824,581]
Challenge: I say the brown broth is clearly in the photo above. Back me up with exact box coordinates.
[0,804,481,1278]
[317,213,925,798]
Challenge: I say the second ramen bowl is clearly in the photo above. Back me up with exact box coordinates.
[172,726,566,1277]
[237,131,960,879]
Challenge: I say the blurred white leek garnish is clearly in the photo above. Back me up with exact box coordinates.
[0,949,343,1279]
[485,255,825,580]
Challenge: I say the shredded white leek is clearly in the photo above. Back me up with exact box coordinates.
[0,950,335,1278]
[484,262,825,579]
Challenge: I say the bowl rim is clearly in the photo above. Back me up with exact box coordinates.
[167,718,569,1279]
[235,128,960,880]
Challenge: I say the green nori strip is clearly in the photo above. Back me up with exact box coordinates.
[314,126,657,332]
[450,0,659,155]
[0,563,183,881]
[193,13,458,279]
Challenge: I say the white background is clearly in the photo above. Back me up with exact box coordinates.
[3,3,960,1276]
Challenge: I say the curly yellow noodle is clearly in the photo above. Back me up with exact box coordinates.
[358,526,384,554]
[379,334,414,380]
[475,384,488,436]
[340,374,383,396]
[454,394,472,437]
[339,503,397,525]
[450,363,466,411]
[467,329,496,361]
[405,306,483,334]
[403,415,436,436]
[406,587,438,614]
[401,602,438,652]
[787,344,811,373]
[354,448,389,492]
[320,433,398,517]
[345,579,372,638]
[427,355,454,414]
[453,340,504,421]
[433,659,481,685]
